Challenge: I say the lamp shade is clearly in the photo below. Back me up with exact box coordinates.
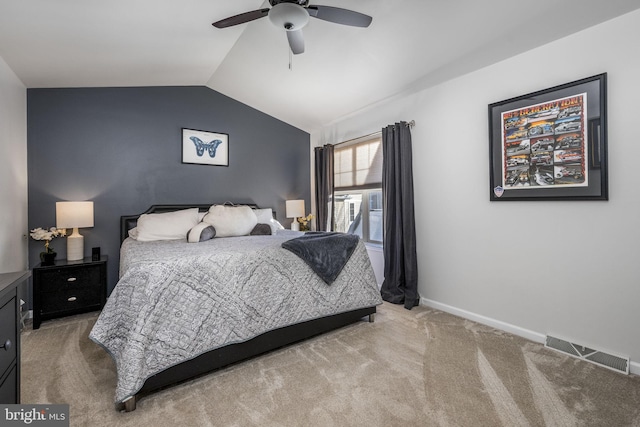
[56,201,94,229]
[286,200,305,218]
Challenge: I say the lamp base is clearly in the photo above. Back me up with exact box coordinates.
[67,229,84,261]
[291,221,300,231]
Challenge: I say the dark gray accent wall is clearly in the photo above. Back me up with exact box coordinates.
[27,86,310,297]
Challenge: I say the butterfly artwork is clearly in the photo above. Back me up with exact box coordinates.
[182,128,229,166]
[190,137,223,158]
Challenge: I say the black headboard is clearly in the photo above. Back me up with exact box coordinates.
[120,203,262,244]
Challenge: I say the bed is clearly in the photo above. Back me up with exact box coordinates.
[89,204,382,411]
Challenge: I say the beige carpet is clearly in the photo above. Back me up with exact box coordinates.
[21,303,640,426]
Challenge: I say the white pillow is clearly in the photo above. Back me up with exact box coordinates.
[254,208,274,224]
[270,218,285,232]
[136,208,199,242]
[186,222,216,243]
[253,208,284,235]
[128,227,139,240]
[202,205,257,237]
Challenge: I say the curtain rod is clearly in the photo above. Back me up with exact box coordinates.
[333,120,415,147]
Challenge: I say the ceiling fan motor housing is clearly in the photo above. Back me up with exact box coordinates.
[269,0,310,6]
[269,3,309,31]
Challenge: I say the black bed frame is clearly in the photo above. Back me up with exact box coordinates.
[117,204,377,411]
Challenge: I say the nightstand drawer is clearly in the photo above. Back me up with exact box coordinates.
[0,296,17,379]
[37,266,101,293]
[40,286,102,316]
[0,364,17,404]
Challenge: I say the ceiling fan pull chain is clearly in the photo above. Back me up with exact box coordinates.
[289,47,293,71]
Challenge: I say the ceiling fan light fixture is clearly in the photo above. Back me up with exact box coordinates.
[268,3,309,31]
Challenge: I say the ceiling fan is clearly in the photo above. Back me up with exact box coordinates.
[212,0,372,55]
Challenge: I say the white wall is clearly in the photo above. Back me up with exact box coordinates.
[0,55,28,273]
[365,244,384,287]
[313,10,640,371]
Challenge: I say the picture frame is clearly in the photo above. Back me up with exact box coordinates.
[488,73,607,201]
[181,128,229,166]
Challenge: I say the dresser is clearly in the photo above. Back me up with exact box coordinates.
[0,270,30,404]
[32,256,107,330]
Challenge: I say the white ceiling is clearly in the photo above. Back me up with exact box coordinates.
[1,1,639,133]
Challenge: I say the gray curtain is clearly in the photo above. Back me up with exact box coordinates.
[380,122,419,309]
[314,144,334,232]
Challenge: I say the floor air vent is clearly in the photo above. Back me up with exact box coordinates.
[545,335,629,375]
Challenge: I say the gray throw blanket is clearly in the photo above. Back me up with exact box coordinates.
[282,232,360,284]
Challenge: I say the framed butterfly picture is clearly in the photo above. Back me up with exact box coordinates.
[181,128,229,166]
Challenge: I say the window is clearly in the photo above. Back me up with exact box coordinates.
[331,135,383,244]
[334,137,382,190]
[334,189,382,244]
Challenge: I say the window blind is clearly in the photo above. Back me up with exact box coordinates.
[334,136,382,190]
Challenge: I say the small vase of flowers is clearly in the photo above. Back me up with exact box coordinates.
[30,227,66,265]
[298,214,314,232]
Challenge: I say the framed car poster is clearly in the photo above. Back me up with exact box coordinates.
[488,73,608,201]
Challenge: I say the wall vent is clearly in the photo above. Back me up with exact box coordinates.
[545,335,629,375]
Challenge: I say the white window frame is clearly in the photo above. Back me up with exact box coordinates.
[332,133,383,245]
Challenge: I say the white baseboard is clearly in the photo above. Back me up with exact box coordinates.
[420,297,640,376]
[420,297,546,343]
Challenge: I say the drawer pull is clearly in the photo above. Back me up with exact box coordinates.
[68,296,77,302]
[1,339,11,351]
[67,277,77,282]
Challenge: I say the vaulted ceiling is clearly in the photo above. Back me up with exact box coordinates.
[1,1,639,132]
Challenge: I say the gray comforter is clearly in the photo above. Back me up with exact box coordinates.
[89,234,382,403]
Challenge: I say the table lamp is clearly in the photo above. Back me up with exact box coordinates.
[285,200,305,231]
[56,201,94,261]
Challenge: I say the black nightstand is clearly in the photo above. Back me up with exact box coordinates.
[32,256,107,330]
[0,271,30,404]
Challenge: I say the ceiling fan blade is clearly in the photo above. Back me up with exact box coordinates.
[212,8,270,28]
[306,5,372,27]
[286,29,305,55]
